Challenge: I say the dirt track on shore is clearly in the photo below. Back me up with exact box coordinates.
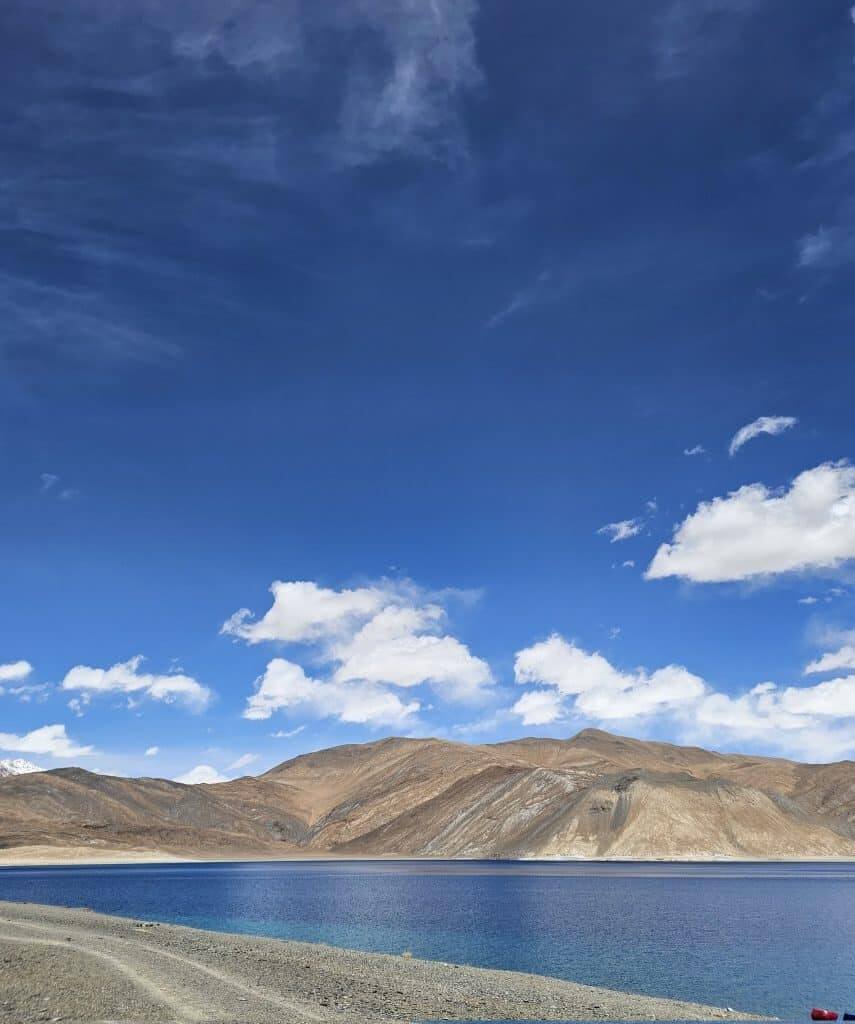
[0,901,767,1023]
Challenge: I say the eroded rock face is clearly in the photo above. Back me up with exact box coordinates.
[1,729,854,859]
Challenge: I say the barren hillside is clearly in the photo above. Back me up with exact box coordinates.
[1,730,853,860]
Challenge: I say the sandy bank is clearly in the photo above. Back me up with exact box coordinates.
[0,900,766,1024]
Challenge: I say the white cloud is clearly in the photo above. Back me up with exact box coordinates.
[597,518,643,543]
[622,560,635,569]
[512,634,855,761]
[144,746,159,757]
[174,764,229,785]
[331,604,492,701]
[229,753,258,771]
[512,689,565,726]
[230,579,493,722]
[0,661,33,683]
[0,724,93,759]
[728,415,797,456]
[805,646,855,675]
[40,473,58,493]
[799,596,819,605]
[684,444,706,456]
[61,656,212,711]
[271,725,305,738]
[513,635,706,723]
[244,658,420,728]
[646,462,855,583]
[222,580,388,644]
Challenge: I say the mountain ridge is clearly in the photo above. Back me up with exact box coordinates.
[1,730,854,860]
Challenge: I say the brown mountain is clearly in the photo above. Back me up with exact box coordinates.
[1,729,854,860]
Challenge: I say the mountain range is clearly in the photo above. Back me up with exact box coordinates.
[0,759,43,779]
[1,730,854,860]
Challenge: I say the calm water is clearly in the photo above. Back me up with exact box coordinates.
[1,860,853,1019]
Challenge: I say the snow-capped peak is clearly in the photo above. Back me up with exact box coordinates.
[0,758,43,778]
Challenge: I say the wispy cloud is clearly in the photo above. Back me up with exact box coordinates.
[655,0,764,80]
[598,519,643,543]
[728,415,797,456]
[271,725,305,739]
[683,444,706,456]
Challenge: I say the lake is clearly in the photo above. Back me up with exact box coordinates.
[1,860,853,1020]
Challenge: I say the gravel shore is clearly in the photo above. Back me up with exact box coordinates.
[0,900,767,1024]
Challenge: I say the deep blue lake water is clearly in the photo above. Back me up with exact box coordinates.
[1,860,853,1020]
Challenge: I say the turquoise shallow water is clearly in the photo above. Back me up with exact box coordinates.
[1,860,853,1020]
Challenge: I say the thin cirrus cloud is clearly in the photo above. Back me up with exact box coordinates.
[60,656,212,711]
[510,634,855,761]
[3,1,482,375]
[597,518,643,543]
[226,579,493,726]
[645,461,855,583]
[0,724,93,759]
[728,415,798,456]
[228,753,259,772]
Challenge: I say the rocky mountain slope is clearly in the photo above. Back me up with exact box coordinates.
[0,759,42,778]
[1,730,854,859]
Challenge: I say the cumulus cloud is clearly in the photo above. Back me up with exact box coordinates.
[61,656,212,711]
[0,724,93,759]
[512,689,565,726]
[0,661,33,683]
[597,519,643,543]
[229,579,492,723]
[728,415,797,456]
[331,604,492,701]
[646,462,855,583]
[244,658,420,727]
[512,634,855,761]
[513,635,705,723]
[174,764,229,785]
[222,580,389,644]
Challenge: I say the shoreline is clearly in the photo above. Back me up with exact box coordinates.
[0,900,768,1023]
[1,844,854,868]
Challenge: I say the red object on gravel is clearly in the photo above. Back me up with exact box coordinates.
[812,1009,839,1020]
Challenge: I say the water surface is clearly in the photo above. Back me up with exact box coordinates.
[1,860,853,1019]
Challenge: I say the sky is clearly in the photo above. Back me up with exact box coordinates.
[2,0,855,782]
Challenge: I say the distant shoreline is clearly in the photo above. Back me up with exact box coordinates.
[2,844,854,868]
[0,900,769,1022]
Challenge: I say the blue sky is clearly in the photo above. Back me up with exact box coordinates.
[2,0,855,781]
